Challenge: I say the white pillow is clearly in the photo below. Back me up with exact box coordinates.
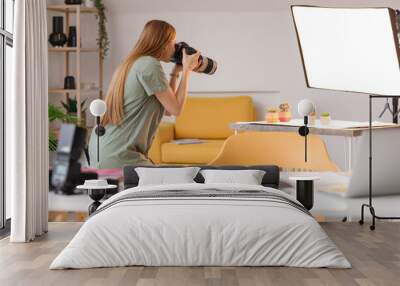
[200,169,266,185]
[135,167,200,186]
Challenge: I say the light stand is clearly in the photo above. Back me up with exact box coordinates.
[298,116,310,162]
[89,99,107,163]
[392,97,399,123]
[359,95,400,230]
[298,99,315,162]
[291,5,400,231]
[94,116,105,162]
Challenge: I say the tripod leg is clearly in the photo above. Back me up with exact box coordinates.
[359,204,365,225]
[369,207,376,231]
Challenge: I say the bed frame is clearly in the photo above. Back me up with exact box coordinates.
[123,165,280,189]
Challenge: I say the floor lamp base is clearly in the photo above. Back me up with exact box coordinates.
[359,203,400,231]
[358,95,400,231]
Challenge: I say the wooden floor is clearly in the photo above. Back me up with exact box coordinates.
[0,222,400,286]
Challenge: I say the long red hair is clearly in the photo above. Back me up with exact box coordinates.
[101,20,176,125]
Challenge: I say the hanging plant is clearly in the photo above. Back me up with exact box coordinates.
[94,0,110,59]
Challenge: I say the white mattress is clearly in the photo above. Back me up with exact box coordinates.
[50,183,350,269]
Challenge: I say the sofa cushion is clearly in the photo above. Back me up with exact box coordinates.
[175,96,255,139]
[161,140,225,164]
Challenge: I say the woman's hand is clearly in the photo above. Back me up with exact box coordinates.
[182,49,201,72]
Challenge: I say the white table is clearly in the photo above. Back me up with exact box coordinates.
[230,119,400,171]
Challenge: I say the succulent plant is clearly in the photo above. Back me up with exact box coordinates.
[267,107,278,113]
[61,97,87,114]
[279,102,290,112]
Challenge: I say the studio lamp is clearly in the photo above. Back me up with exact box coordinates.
[297,99,315,162]
[90,99,107,163]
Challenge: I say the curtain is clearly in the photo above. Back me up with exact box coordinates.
[8,0,48,242]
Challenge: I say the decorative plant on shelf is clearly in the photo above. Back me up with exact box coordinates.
[265,107,279,123]
[320,111,331,125]
[278,102,292,122]
[61,96,87,127]
[94,0,110,59]
[61,96,87,114]
[48,104,77,152]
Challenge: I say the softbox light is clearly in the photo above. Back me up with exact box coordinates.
[291,6,400,96]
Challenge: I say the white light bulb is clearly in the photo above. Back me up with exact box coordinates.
[297,99,315,117]
[90,99,107,117]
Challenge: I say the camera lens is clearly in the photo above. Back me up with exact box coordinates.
[196,56,218,75]
[170,42,217,75]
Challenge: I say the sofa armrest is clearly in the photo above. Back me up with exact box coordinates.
[148,122,175,164]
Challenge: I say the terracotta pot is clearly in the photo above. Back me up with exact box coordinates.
[279,111,292,122]
[266,112,279,123]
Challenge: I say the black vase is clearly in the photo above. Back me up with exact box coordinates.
[64,76,76,90]
[67,26,77,47]
[48,16,67,47]
[65,0,82,4]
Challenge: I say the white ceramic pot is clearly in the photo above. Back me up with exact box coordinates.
[320,115,331,125]
[84,0,95,8]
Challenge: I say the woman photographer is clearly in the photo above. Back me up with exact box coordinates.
[88,20,200,168]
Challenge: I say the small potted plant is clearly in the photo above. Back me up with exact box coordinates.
[48,104,78,166]
[278,102,291,122]
[320,111,331,125]
[265,107,279,123]
[61,97,87,127]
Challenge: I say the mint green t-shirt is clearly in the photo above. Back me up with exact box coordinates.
[88,56,168,169]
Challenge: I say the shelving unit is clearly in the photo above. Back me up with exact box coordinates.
[48,88,100,94]
[48,47,99,53]
[47,4,104,124]
[47,4,98,13]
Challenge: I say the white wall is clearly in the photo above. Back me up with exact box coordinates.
[48,0,400,169]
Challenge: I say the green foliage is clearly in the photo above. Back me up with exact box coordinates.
[48,104,78,151]
[49,104,78,123]
[61,97,87,114]
[49,132,58,152]
[94,0,110,59]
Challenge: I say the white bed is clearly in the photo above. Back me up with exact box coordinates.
[50,183,350,269]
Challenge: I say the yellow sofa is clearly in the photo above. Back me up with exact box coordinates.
[148,96,256,164]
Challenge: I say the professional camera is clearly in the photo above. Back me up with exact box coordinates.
[170,42,217,75]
